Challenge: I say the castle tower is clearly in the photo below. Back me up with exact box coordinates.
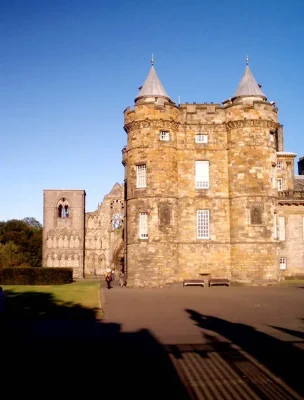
[223,58,279,282]
[43,190,86,278]
[123,59,180,287]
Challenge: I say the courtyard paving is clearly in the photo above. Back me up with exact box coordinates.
[101,284,304,399]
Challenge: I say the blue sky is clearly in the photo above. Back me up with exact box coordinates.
[1,0,303,223]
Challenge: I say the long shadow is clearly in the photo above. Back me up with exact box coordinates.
[0,290,191,399]
[186,309,304,398]
[270,325,304,340]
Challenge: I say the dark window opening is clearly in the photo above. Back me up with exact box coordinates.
[57,198,70,218]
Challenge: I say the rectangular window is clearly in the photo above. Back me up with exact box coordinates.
[195,134,208,144]
[279,216,285,241]
[197,210,210,239]
[277,178,283,191]
[139,212,148,239]
[277,161,282,169]
[195,161,209,189]
[280,257,287,270]
[136,165,146,188]
[273,214,277,239]
[160,131,169,141]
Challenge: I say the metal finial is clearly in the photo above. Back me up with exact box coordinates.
[246,54,249,65]
[151,53,154,66]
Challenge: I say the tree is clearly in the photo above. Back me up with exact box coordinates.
[23,217,42,229]
[0,218,42,268]
[0,241,26,268]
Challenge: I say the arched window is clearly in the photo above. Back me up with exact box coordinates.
[111,213,123,230]
[57,198,70,219]
[110,199,124,230]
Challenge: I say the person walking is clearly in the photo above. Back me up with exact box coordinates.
[105,272,112,290]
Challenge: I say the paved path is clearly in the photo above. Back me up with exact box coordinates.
[102,284,304,399]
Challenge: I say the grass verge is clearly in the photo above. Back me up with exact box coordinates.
[279,279,304,286]
[2,280,102,319]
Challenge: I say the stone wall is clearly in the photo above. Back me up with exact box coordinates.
[277,153,296,190]
[279,204,304,277]
[123,96,286,287]
[225,100,279,282]
[43,190,86,278]
[84,183,124,277]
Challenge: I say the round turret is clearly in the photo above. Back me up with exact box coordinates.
[224,61,279,282]
[123,63,179,287]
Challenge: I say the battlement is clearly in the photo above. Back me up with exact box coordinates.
[223,99,278,114]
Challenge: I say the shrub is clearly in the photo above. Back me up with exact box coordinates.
[0,267,73,285]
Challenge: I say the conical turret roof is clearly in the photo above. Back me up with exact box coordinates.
[232,63,266,100]
[135,65,170,101]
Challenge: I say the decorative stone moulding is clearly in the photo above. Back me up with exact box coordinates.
[124,119,179,133]
[226,120,278,131]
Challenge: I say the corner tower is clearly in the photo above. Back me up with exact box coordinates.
[123,58,180,287]
[224,58,279,282]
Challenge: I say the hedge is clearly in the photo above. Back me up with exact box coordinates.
[0,267,73,285]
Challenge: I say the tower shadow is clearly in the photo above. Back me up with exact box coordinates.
[186,309,304,398]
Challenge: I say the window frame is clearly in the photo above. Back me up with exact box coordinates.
[57,197,70,219]
[280,257,287,270]
[195,160,210,189]
[139,212,148,239]
[277,178,283,191]
[195,134,208,144]
[197,210,210,239]
[277,161,282,169]
[159,131,169,141]
[136,164,147,188]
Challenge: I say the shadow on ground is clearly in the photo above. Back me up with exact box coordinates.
[1,291,303,399]
[1,290,190,399]
[186,309,303,399]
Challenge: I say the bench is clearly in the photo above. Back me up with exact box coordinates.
[183,279,205,287]
[209,278,230,287]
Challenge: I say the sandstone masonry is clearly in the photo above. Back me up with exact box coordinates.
[43,60,304,285]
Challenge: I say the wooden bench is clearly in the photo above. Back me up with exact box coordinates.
[209,278,230,287]
[183,279,205,287]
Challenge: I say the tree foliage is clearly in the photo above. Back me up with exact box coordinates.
[0,219,42,268]
[23,217,42,229]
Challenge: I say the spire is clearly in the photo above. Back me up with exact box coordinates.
[232,57,266,100]
[135,58,171,102]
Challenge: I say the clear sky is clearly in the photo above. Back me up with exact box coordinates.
[1,0,303,224]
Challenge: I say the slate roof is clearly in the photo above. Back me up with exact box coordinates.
[232,65,266,100]
[135,65,170,101]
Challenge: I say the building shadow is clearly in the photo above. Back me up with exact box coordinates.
[1,290,191,399]
[185,309,304,399]
[270,325,304,341]
[2,291,303,399]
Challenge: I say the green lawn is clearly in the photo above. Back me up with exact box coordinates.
[279,279,304,286]
[2,280,102,319]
